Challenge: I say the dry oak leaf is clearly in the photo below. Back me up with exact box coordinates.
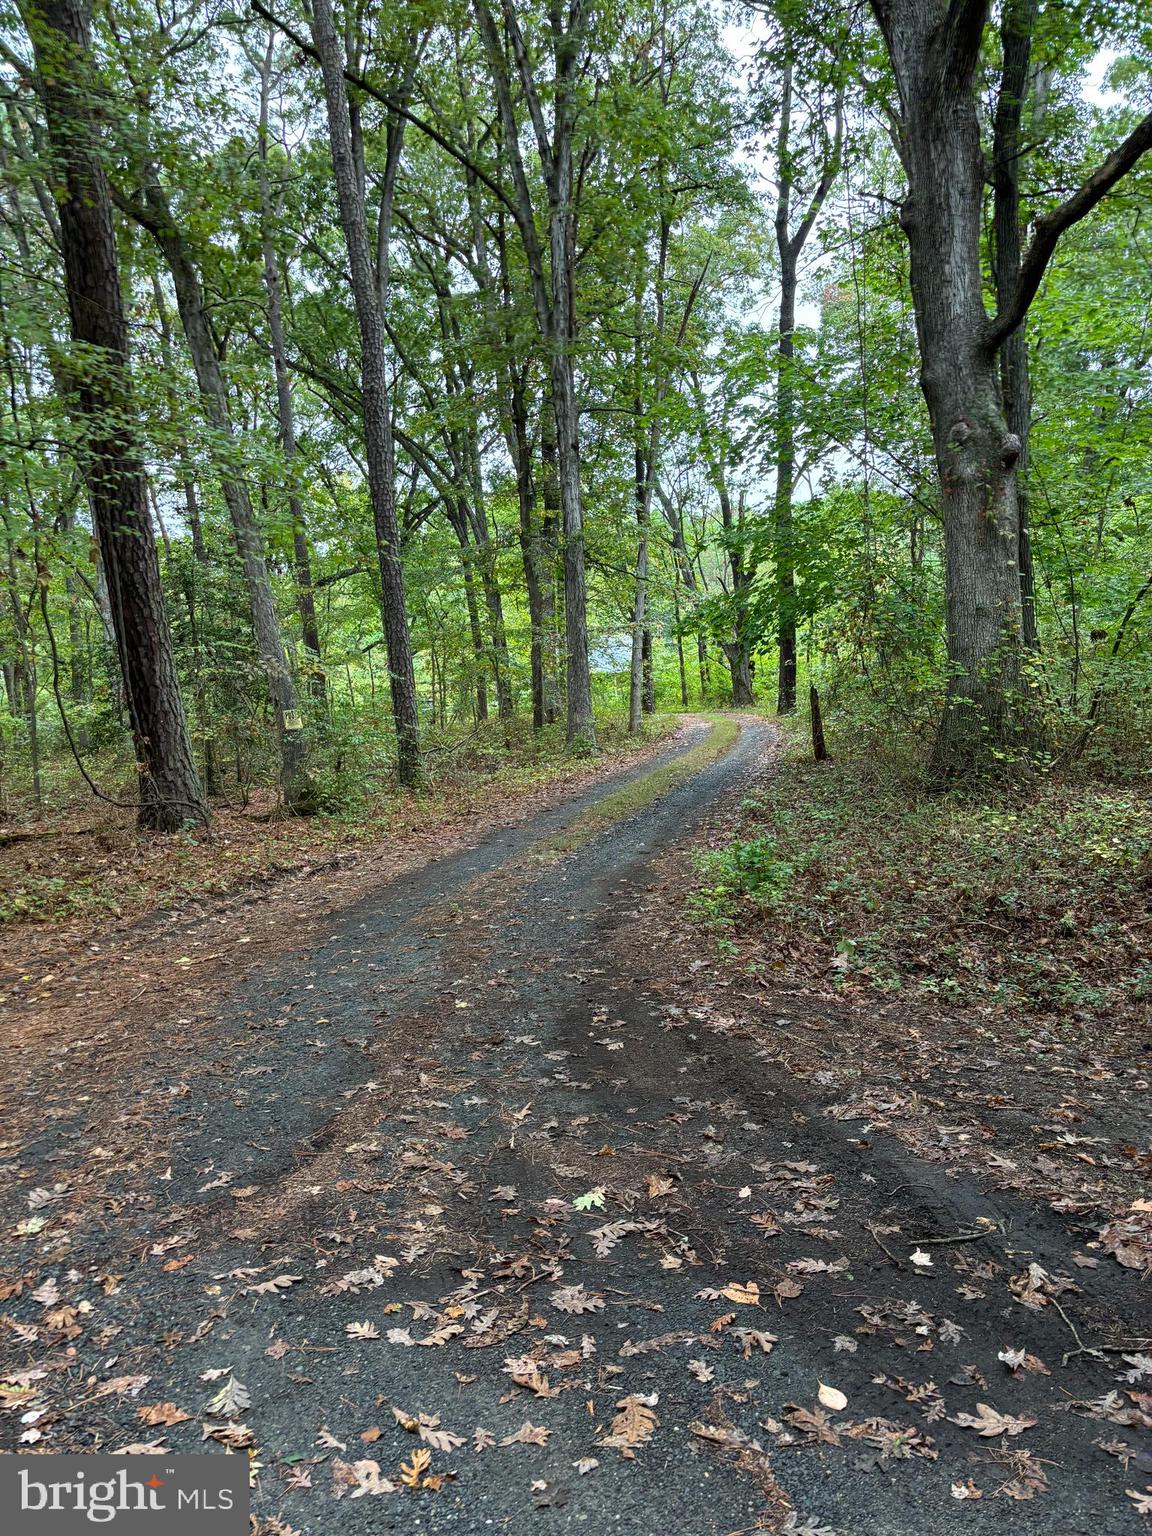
[550,1284,605,1315]
[245,1274,302,1297]
[111,1440,168,1455]
[721,1280,761,1306]
[399,1447,432,1488]
[688,1359,715,1383]
[332,1458,397,1499]
[420,1423,465,1453]
[951,1481,983,1500]
[503,1356,559,1398]
[137,1402,191,1428]
[782,1404,840,1447]
[599,1394,659,1456]
[204,1376,251,1420]
[499,1422,551,1447]
[951,1403,1036,1438]
[346,1321,380,1340]
[773,1278,804,1305]
[731,1327,778,1359]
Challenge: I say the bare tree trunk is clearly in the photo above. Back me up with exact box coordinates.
[22,0,204,830]
[474,0,595,747]
[538,398,562,725]
[448,503,489,722]
[309,0,422,784]
[257,35,327,706]
[132,175,314,811]
[992,0,1039,651]
[772,56,842,715]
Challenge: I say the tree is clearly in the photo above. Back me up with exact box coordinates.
[306,0,423,786]
[869,0,1152,779]
[474,0,597,748]
[760,10,845,714]
[19,0,205,830]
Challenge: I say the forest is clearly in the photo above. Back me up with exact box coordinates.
[0,0,1151,1529]
[0,0,1148,841]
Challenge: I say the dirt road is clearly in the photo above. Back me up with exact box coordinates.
[2,716,1148,1534]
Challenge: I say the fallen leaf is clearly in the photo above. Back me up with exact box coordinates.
[817,1383,847,1412]
[499,1422,551,1447]
[951,1403,1036,1438]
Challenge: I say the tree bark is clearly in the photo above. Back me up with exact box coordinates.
[309,0,422,785]
[257,35,327,706]
[772,55,842,715]
[22,0,204,830]
[136,175,315,812]
[992,0,1039,651]
[873,0,1152,777]
[872,0,1029,778]
[474,0,595,746]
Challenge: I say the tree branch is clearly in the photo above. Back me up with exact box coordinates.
[249,0,517,219]
[986,110,1152,353]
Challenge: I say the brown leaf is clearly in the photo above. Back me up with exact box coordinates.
[399,1447,432,1488]
[137,1402,191,1428]
[721,1280,761,1306]
[951,1403,1036,1438]
[333,1458,397,1499]
[499,1422,551,1447]
[599,1394,658,1455]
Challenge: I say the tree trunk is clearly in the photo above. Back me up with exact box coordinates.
[723,641,755,707]
[771,54,842,715]
[627,436,651,734]
[538,399,562,725]
[448,503,489,722]
[257,38,327,707]
[22,0,204,830]
[774,244,798,716]
[992,0,1039,651]
[136,176,314,812]
[872,1,1029,779]
[310,0,422,785]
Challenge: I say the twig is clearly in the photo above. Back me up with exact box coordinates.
[1051,1296,1104,1365]
[905,1228,997,1246]
[866,1223,905,1269]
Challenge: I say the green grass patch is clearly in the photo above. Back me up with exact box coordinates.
[545,715,740,855]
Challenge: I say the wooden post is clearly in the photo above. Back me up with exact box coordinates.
[810,684,829,762]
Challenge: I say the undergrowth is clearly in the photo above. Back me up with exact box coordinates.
[0,712,679,930]
[692,730,1152,1021]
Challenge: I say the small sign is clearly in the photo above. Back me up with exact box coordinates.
[283,711,304,731]
[0,1455,249,1532]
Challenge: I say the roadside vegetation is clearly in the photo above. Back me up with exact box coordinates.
[693,716,1152,1025]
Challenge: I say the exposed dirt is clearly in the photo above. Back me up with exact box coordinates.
[1,716,1149,1535]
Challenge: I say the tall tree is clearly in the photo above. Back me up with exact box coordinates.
[869,0,1152,779]
[474,0,597,747]
[765,27,844,714]
[128,171,317,813]
[306,0,423,785]
[19,0,205,830]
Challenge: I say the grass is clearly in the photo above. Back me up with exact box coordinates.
[691,731,1152,1022]
[544,714,740,854]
